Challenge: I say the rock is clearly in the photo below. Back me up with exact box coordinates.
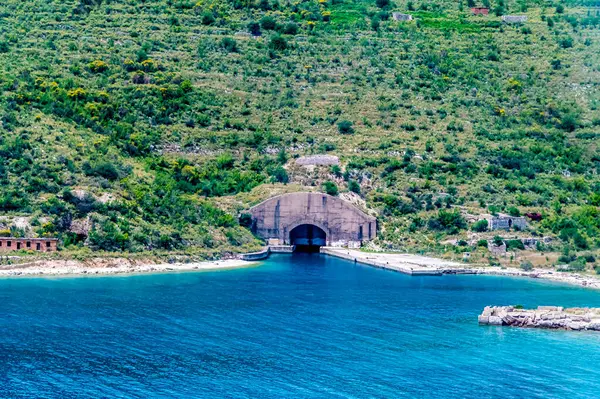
[295,155,339,166]
[479,306,600,332]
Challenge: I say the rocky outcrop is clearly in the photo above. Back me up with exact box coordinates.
[479,306,600,331]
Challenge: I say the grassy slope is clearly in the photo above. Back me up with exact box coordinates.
[0,0,599,265]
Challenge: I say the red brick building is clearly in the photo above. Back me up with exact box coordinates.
[0,238,58,252]
[471,7,489,15]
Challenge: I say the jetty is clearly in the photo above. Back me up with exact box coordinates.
[478,306,600,331]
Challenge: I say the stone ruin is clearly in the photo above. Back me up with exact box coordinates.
[502,15,527,23]
[488,214,527,231]
[392,13,413,21]
[295,155,339,167]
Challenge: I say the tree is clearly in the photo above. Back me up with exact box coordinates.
[556,4,564,14]
[375,0,391,8]
[323,181,338,196]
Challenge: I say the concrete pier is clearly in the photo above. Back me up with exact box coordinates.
[320,247,472,276]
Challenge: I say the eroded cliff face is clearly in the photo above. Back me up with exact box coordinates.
[479,306,600,331]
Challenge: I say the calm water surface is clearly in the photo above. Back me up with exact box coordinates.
[1,254,600,398]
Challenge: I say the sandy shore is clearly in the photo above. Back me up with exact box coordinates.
[0,258,257,277]
[322,247,600,290]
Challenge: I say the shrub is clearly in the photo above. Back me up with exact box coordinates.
[323,181,338,196]
[348,180,360,194]
[260,16,277,30]
[520,260,534,271]
[558,36,573,49]
[507,206,520,217]
[282,22,299,35]
[88,219,129,251]
[477,239,489,248]
[371,16,381,31]
[471,219,488,232]
[82,161,122,181]
[88,60,108,73]
[337,120,354,134]
[248,21,261,35]
[506,239,525,251]
[269,166,289,184]
[201,12,215,25]
[427,210,467,234]
[220,37,238,53]
[568,257,586,272]
[493,236,504,246]
[268,35,287,51]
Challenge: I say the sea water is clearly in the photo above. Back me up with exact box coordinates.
[1,254,600,398]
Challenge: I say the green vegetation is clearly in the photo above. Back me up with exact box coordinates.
[520,260,534,271]
[0,0,599,256]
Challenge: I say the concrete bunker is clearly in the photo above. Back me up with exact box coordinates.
[248,192,376,251]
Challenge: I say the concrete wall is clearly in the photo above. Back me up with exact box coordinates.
[249,192,376,246]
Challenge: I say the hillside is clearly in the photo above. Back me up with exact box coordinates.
[0,0,599,265]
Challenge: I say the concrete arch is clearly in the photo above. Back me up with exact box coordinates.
[249,192,377,247]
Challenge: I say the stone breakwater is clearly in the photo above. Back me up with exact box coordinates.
[479,306,600,331]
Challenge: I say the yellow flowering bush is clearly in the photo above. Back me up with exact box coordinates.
[88,60,109,73]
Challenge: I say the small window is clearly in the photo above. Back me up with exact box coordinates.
[7,241,11,247]
[359,226,363,240]
[46,241,51,248]
[36,243,41,251]
[17,242,21,250]
[368,223,372,239]
[0,241,3,247]
[26,241,31,248]
[322,196,327,206]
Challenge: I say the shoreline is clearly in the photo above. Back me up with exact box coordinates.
[321,248,600,290]
[0,258,257,278]
[1,249,599,291]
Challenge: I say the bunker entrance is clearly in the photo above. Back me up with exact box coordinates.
[290,224,326,252]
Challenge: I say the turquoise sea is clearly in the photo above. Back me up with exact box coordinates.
[1,253,600,398]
